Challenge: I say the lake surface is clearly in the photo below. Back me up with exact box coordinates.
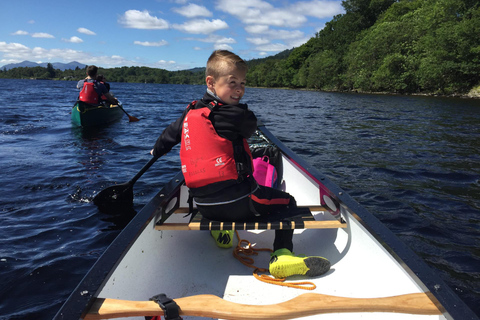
[0,79,479,319]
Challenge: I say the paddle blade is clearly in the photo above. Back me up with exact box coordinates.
[93,183,134,210]
[117,102,140,122]
[127,115,140,122]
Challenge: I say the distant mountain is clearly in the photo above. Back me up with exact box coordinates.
[1,61,86,71]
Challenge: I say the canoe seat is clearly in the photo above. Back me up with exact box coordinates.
[155,206,346,231]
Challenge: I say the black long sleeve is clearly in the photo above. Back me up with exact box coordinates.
[210,103,257,141]
[151,108,188,158]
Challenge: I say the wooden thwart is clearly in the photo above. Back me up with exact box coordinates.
[84,292,442,320]
[155,206,346,231]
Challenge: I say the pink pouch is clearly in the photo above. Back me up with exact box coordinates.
[252,156,278,188]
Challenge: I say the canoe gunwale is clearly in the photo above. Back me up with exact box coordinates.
[53,172,185,320]
[258,124,476,320]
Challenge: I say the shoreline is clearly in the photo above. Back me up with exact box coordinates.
[252,85,480,100]
[2,77,479,100]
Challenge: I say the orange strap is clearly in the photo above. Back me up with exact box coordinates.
[232,231,316,290]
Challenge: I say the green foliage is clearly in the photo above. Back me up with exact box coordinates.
[246,0,480,95]
[46,63,56,78]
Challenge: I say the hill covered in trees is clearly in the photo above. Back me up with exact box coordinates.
[247,0,480,95]
[1,0,478,96]
[0,63,206,85]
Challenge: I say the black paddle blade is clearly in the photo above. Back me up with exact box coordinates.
[93,182,134,210]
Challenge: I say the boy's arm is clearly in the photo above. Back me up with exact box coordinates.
[151,109,188,157]
[212,105,257,140]
[104,92,118,105]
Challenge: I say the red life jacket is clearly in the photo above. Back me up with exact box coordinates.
[180,102,252,189]
[79,81,99,104]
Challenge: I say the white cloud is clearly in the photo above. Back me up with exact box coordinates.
[183,34,236,52]
[244,24,308,51]
[246,25,304,39]
[246,37,270,45]
[157,60,176,64]
[63,36,83,43]
[0,42,31,55]
[214,43,234,51]
[31,32,55,38]
[0,41,106,67]
[173,4,212,18]
[28,20,35,24]
[173,19,228,34]
[216,0,304,28]
[154,59,178,69]
[134,40,168,47]
[255,42,290,52]
[77,27,96,35]
[194,34,236,44]
[244,25,269,34]
[216,0,343,28]
[119,10,169,29]
[0,41,185,69]
[12,30,29,36]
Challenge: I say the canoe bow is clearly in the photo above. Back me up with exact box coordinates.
[84,292,442,320]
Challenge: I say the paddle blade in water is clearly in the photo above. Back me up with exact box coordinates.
[93,183,134,210]
[128,115,140,122]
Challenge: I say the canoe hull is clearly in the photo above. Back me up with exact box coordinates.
[71,101,124,127]
[54,124,479,320]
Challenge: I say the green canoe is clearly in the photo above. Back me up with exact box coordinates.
[71,101,124,127]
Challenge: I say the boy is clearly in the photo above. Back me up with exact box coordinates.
[151,50,330,279]
[77,65,117,106]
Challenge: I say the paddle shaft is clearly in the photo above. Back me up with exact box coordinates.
[92,156,159,207]
[84,292,442,320]
[129,156,158,185]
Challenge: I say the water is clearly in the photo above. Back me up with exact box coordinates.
[0,79,479,319]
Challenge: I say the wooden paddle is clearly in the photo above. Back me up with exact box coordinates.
[84,292,442,320]
[117,101,139,122]
[93,157,158,209]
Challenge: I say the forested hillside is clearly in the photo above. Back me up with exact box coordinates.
[1,0,478,95]
[247,0,480,95]
[0,64,206,85]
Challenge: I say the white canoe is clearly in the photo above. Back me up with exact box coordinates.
[54,124,478,320]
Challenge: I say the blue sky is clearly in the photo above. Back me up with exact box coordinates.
[0,0,344,71]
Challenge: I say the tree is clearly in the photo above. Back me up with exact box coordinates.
[47,63,56,78]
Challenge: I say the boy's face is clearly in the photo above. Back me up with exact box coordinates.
[206,67,246,105]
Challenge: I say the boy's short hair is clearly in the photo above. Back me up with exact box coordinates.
[206,50,247,79]
[86,65,98,77]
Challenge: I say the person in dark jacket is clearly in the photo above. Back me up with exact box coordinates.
[76,65,117,106]
[151,50,330,279]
